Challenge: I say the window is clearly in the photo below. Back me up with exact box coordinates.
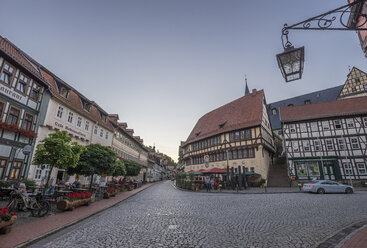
[314,140,321,151]
[30,82,41,101]
[229,132,234,142]
[292,142,299,152]
[43,165,51,180]
[94,126,98,135]
[7,107,20,125]
[232,150,237,159]
[243,149,248,158]
[300,123,307,132]
[311,122,318,132]
[234,131,240,141]
[0,158,7,179]
[322,121,330,130]
[248,148,254,158]
[272,108,277,115]
[357,163,367,175]
[85,121,90,131]
[238,149,243,159]
[303,141,310,151]
[326,139,334,150]
[228,151,232,160]
[100,129,104,138]
[364,84,367,90]
[21,113,33,130]
[0,62,15,85]
[343,162,353,175]
[351,138,360,149]
[288,104,294,107]
[278,130,283,135]
[338,138,345,150]
[9,160,23,180]
[67,112,74,124]
[250,167,255,172]
[346,118,354,128]
[34,165,42,180]
[76,117,82,128]
[15,73,29,94]
[245,129,251,139]
[352,87,357,92]
[105,132,109,139]
[363,117,367,127]
[304,100,311,104]
[289,124,296,133]
[334,120,342,129]
[56,106,64,119]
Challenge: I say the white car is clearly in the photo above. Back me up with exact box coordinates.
[302,180,354,194]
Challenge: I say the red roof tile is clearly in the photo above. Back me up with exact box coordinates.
[280,96,367,122]
[41,69,114,131]
[0,36,47,85]
[184,90,264,145]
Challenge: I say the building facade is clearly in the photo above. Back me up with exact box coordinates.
[109,115,148,182]
[28,68,114,185]
[0,36,50,181]
[281,96,367,183]
[181,89,275,180]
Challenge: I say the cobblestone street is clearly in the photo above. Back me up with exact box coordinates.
[30,181,367,248]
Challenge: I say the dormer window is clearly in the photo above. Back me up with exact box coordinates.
[271,108,277,115]
[80,98,91,112]
[0,61,15,85]
[60,87,69,98]
[99,110,107,122]
[304,100,311,105]
[195,132,201,137]
[288,104,294,107]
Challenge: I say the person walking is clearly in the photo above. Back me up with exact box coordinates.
[205,177,211,192]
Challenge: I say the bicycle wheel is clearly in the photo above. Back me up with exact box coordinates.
[30,200,50,217]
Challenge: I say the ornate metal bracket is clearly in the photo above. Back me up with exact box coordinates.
[282,0,367,49]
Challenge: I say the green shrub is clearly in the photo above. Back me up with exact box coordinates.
[21,178,37,188]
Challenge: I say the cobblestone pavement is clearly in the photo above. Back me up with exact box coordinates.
[30,181,367,248]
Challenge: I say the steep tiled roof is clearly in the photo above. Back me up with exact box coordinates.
[268,85,343,130]
[184,90,264,145]
[280,96,367,122]
[0,36,48,86]
[41,69,114,131]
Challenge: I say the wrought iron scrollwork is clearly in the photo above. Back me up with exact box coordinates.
[281,0,367,49]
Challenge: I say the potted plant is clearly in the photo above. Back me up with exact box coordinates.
[57,192,93,211]
[0,207,17,234]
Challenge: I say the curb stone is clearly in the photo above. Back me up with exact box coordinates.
[14,182,158,248]
[316,220,367,248]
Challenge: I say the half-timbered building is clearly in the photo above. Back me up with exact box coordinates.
[181,89,275,180]
[280,96,367,183]
[0,36,50,181]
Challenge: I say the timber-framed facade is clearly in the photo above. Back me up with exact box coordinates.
[281,96,367,183]
[182,89,275,180]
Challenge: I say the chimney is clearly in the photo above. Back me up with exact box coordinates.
[252,89,257,94]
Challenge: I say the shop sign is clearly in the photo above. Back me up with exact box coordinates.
[54,121,87,138]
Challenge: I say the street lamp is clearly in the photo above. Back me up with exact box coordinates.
[276,28,304,82]
[276,0,367,82]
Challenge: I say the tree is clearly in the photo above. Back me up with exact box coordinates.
[112,159,126,178]
[124,160,142,177]
[33,131,85,193]
[67,144,116,190]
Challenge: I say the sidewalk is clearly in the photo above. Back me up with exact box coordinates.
[340,225,367,248]
[173,183,367,194]
[0,183,155,248]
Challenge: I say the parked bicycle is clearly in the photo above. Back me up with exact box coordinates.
[7,189,50,217]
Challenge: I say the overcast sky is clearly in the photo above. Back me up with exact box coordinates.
[1,0,366,161]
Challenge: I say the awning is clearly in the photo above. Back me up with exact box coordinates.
[201,168,227,174]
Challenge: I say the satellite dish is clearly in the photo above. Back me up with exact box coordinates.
[22,145,32,155]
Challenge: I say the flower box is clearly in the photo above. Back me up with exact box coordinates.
[57,197,92,211]
[57,192,93,211]
[0,215,17,234]
[103,188,118,198]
